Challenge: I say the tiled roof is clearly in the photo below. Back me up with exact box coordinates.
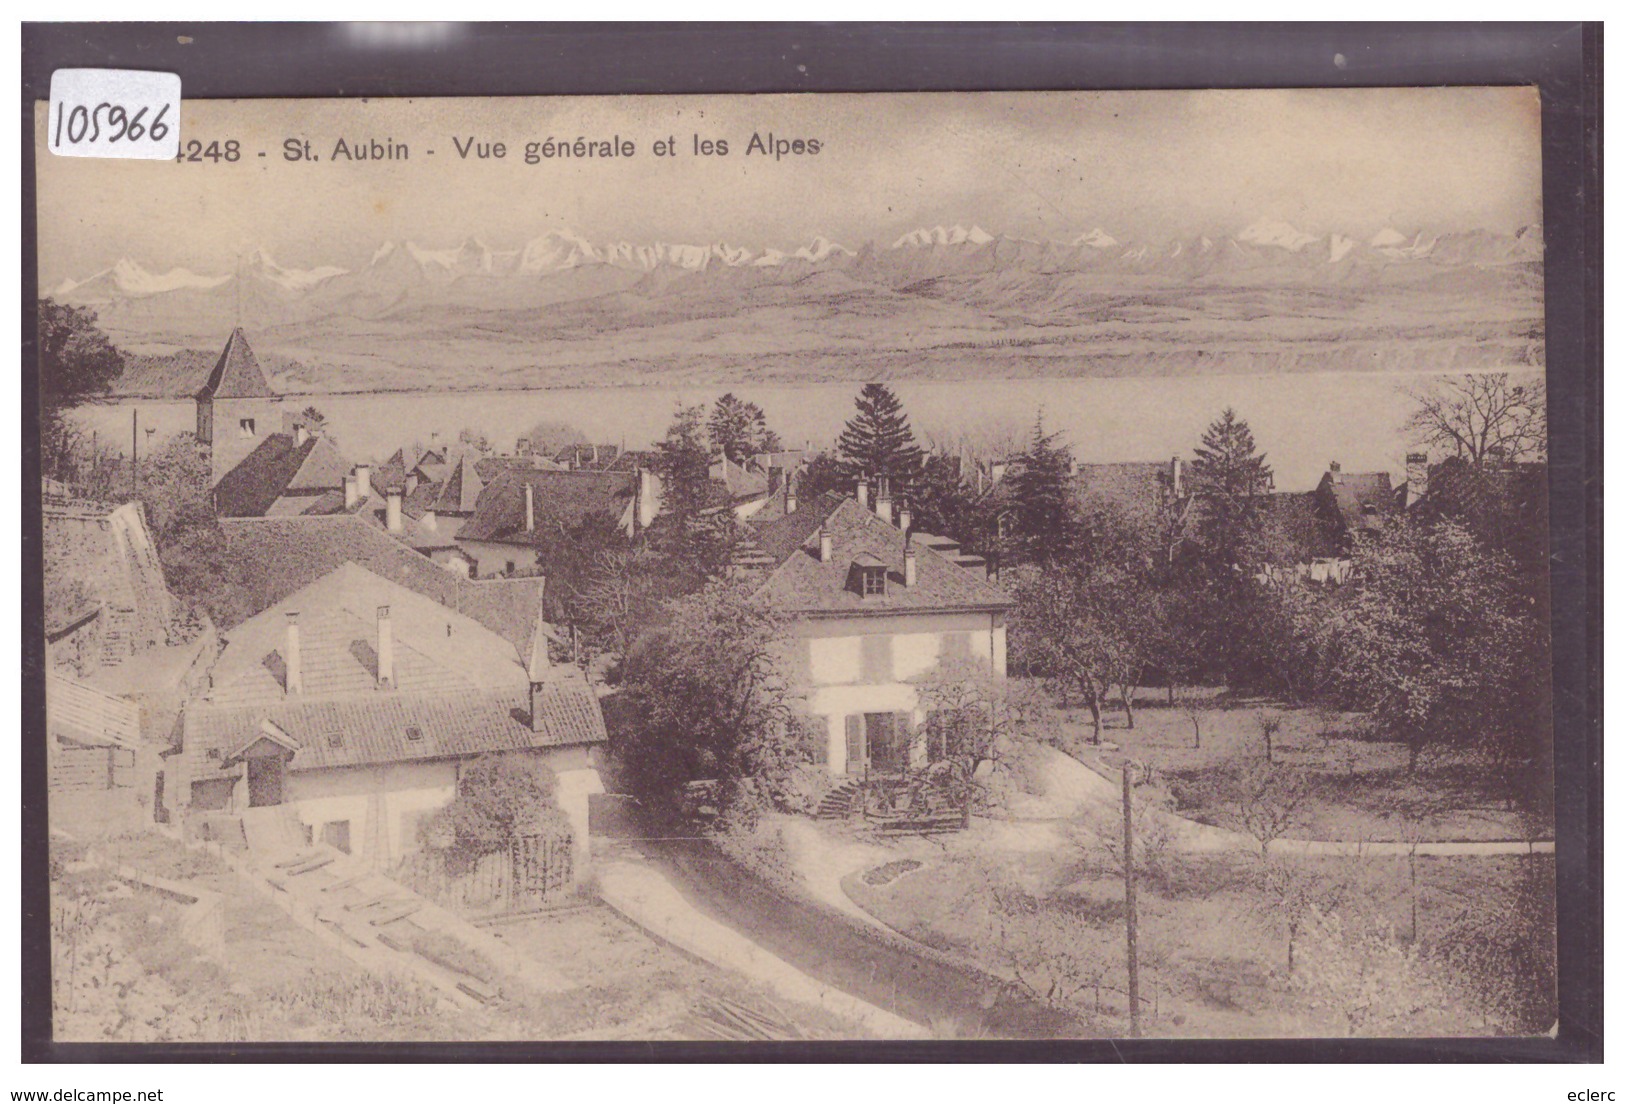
[47,671,141,749]
[355,498,461,551]
[42,502,174,650]
[711,456,770,502]
[204,562,522,707]
[980,459,1173,516]
[194,328,277,401]
[402,455,484,519]
[554,444,619,469]
[458,469,636,544]
[213,433,349,517]
[747,496,1012,615]
[183,679,606,783]
[1319,471,1397,533]
[213,515,546,661]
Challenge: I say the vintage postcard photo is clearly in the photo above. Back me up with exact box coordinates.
[33,88,1554,1044]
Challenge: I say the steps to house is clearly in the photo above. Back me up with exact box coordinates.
[815,781,862,819]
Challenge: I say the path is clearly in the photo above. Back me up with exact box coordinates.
[595,856,927,1039]
[605,837,1078,1039]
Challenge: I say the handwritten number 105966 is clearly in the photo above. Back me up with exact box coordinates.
[52,101,172,147]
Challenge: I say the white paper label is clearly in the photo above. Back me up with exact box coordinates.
[48,69,181,160]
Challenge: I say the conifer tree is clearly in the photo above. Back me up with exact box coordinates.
[707,393,782,464]
[1187,407,1273,577]
[836,383,924,493]
[1010,412,1077,564]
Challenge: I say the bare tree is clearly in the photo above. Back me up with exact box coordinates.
[1403,372,1547,466]
[1180,702,1207,750]
[1257,709,1284,764]
[1223,755,1316,857]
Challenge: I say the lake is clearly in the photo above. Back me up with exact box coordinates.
[71,368,1543,493]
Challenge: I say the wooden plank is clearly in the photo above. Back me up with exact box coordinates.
[274,850,322,869]
[286,855,335,876]
[320,874,366,894]
[369,903,423,926]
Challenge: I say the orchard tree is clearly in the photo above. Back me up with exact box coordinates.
[836,383,924,493]
[708,393,782,464]
[914,657,1044,826]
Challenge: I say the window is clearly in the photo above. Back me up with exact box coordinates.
[859,634,893,684]
[237,417,256,438]
[326,731,344,749]
[862,568,886,596]
[405,725,424,742]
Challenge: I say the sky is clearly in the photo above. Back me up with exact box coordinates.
[35,87,1543,285]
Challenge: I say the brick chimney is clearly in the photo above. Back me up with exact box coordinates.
[376,605,394,689]
[386,489,403,533]
[818,526,833,563]
[1328,461,1343,484]
[284,611,302,695]
[897,502,911,536]
[785,480,797,515]
[355,464,372,501]
[903,539,918,588]
[523,481,536,532]
[856,478,869,510]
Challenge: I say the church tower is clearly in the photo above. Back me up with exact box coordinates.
[195,328,281,484]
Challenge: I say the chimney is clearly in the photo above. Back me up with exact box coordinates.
[1406,452,1429,501]
[875,490,893,525]
[284,611,302,695]
[523,481,536,532]
[1328,460,1342,484]
[898,503,911,535]
[592,444,599,466]
[990,460,1008,484]
[376,606,394,689]
[386,489,403,533]
[818,527,833,563]
[343,474,358,510]
[856,478,869,509]
[423,509,437,532]
[904,540,918,588]
[785,480,797,515]
[1170,455,1183,499]
[293,422,309,447]
[355,464,372,501]
[986,553,1000,586]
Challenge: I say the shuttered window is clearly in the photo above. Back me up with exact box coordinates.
[860,634,893,683]
[844,714,865,771]
[942,631,973,663]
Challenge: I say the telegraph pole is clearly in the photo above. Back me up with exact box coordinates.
[130,408,139,498]
[1122,762,1142,1039]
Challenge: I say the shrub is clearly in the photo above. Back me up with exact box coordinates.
[422,754,571,860]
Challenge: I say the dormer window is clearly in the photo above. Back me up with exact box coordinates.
[238,417,257,438]
[849,554,888,598]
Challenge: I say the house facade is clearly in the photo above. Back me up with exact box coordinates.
[740,488,1012,776]
[174,562,607,870]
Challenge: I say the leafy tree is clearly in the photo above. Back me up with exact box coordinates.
[1404,372,1546,466]
[423,754,570,859]
[648,403,736,582]
[616,582,806,818]
[1187,408,1273,573]
[456,426,492,452]
[836,383,924,494]
[1323,517,1537,775]
[914,658,1044,826]
[577,545,682,659]
[38,299,125,477]
[707,393,782,464]
[523,507,632,628]
[796,450,847,500]
[518,420,589,457]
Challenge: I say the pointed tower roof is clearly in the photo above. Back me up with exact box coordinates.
[195,327,277,402]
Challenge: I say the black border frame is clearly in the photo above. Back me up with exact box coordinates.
[19,21,1602,1064]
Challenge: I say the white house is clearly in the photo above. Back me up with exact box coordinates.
[739,485,1012,775]
[174,562,607,869]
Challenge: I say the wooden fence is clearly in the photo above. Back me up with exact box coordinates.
[394,834,573,916]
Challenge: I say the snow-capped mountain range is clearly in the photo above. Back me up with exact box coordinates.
[50,218,1542,349]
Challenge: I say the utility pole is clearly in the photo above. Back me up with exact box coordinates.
[1122,761,1141,1039]
[130,408,138,498]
